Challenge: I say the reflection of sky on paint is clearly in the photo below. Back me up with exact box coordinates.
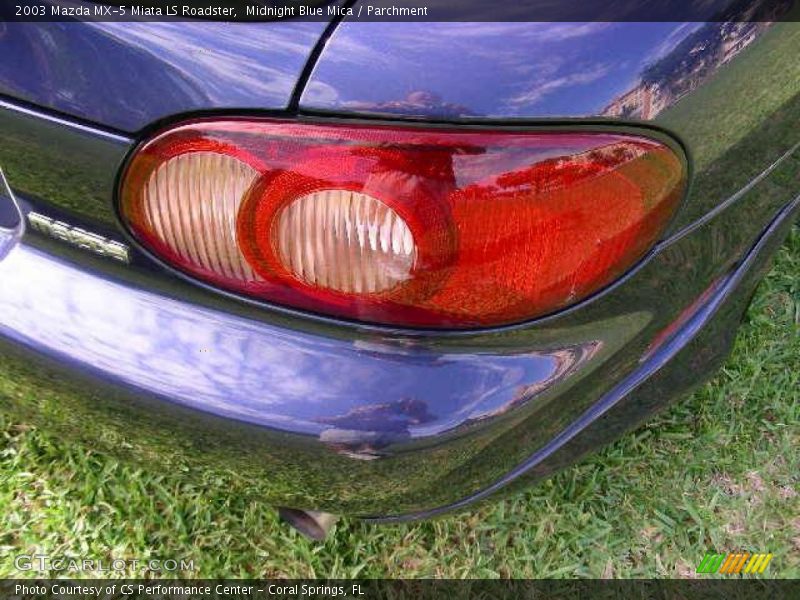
[303,22,703,117]
[0,20,327,130]
[0,244,601,439]
[90,21,324,106]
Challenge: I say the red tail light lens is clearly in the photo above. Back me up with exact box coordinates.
[120,119,685,328]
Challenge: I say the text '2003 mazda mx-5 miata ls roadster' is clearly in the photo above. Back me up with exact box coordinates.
[1,3,798,539]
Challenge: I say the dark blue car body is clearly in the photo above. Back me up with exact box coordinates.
[1,13,798,524]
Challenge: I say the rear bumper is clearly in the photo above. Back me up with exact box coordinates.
[1,156,798,520]
[369,194,800,521]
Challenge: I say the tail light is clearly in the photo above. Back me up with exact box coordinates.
[120,119,685,329]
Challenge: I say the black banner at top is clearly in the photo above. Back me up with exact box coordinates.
[3,0,800,22]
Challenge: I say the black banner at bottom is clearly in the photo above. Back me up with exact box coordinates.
[1,579,799,600]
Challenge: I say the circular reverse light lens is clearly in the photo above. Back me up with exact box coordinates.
[274,190,416,294]
[140,150,260,280]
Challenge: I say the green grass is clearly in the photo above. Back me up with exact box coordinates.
[1,227,797,579]
[658,22,800,173]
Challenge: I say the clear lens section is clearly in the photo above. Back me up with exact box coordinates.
[274,190,416,294]
[141,151,259,279]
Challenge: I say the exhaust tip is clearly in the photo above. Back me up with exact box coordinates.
[278,508,339,541]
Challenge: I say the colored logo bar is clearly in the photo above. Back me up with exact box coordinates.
[697,552,773,574]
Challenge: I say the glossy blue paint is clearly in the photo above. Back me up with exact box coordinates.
[1,92,797,515]
[301,20,800,230]
[0,242,601,438]
[1,183,796,516]
[301,22,690,118]
[0,17,799,519]
[0,20,331,131]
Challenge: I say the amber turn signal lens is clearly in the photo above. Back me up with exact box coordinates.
[120,119,685,328]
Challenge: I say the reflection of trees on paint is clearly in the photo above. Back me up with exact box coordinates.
[317,398,436,460]
[344,91,476,119]
[604,0,791,120]
[642,22,764,93]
